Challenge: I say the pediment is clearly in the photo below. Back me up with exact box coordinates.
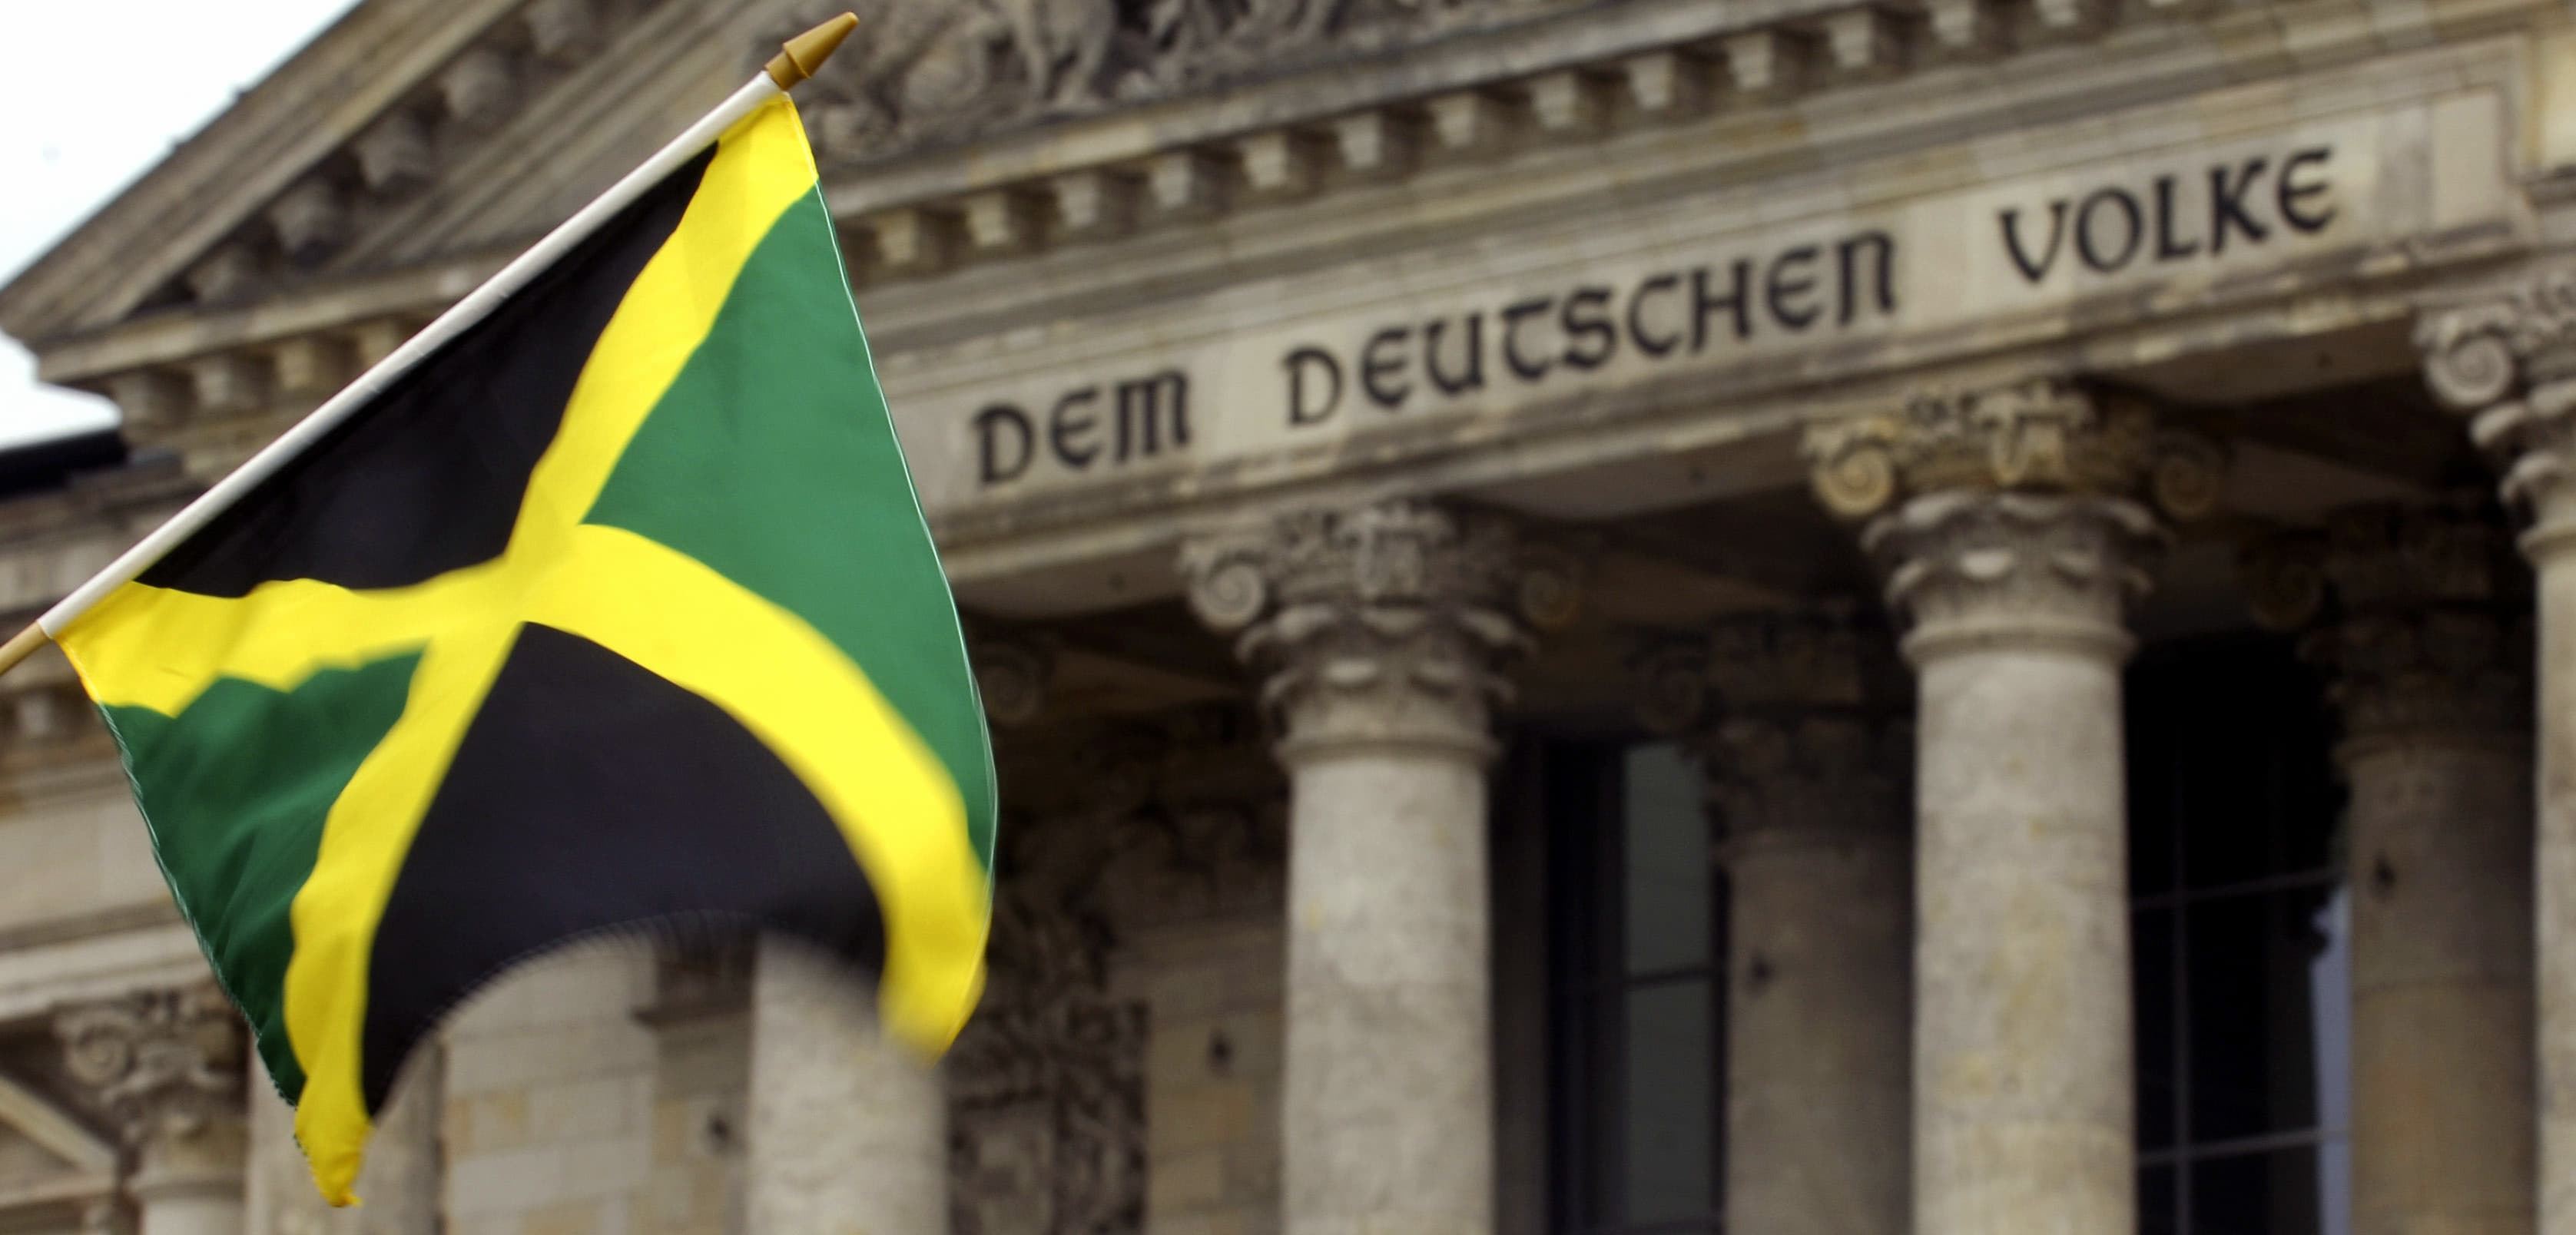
[0,0,1558,352]
[0,0,817,346]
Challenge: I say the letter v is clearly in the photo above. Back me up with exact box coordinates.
[1999,201,2069,284]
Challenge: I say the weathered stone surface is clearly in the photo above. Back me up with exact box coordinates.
[247,1051,442,1235]
[2418,273,2576,1230]
[437,951,656,1228]
[1807,382,2209,1235]
[1639,608,1912,1235]
[2246,500,2536,1235]
[1180,501,1570,1235]
[894,93,2482,526]
[746,941,947,1235]
[56,982,247,1235]
[0,6,2568,1235]
[758,0,1537,165]
[1180,502,1572,760]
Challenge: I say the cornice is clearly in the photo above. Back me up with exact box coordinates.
[30,0,2543,399]
[0,906,184,973]
[820,0,2548,289]
[331,0,745,274]
[0,0,2554,604]
[0,0,528,341]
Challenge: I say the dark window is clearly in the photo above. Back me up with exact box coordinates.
[1550,740,1727,1235]
[2128,634,2351,1235]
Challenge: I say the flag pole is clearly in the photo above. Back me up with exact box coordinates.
[0,12,861,684]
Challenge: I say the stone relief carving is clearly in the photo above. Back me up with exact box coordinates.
[2243,500,2531,742]
[2418,265,2576,412]
[1178,501,1578,748]
[1802,379,2226,641]
[758,0,1517,162]
[1631,608,1911,844]
[948,879,1145,1235]
[1803,378,2223,522]
[2419,266,2576,527]
[948,710,1283,1235]
[1864,489,2166,640]
[1097,800,1286,932]
[54,983,243,1147]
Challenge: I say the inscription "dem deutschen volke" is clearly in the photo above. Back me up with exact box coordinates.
[965,140,2343,491]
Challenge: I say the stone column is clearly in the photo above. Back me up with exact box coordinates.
[1637,608,1912,1235]
[55,983,250,1235]
[1180,501,1573,1235]
[2249,502,2535,1235]
[2418,277,2576,1227]
[1804,379,2220,1235]
[744,939,948,1235]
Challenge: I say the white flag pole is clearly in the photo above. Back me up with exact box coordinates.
[0,12,861,679]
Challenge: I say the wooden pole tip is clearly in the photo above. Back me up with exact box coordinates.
[767,12,860,90]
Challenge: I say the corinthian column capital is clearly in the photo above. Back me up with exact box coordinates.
[1803,379,2223,663]
[2419,267,2576,545]
[55,982,245,1153]
[1803,377,2226,521]
[1179,501,1578,762]
[1633,608,1911,848]
[2418,266,2576,410]
[2246,502,2531,748]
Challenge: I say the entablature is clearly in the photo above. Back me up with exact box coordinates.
[7,0,2562,631]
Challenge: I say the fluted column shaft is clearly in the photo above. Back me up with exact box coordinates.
[56,984,250,1235]
[1807,380,2217,1235]
[745,939,948,1235]
[2256,504,2536,1235]
[2419,282,2576,1229]
[1183,502,1570,1235]
[1645,611,1912,1235]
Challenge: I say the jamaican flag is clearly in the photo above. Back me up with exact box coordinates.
[53,95,995,1204]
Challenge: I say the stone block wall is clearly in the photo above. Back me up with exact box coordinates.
[637,1006,748,1235]
[1125,920,1284,1235]
[438,948,658,1235]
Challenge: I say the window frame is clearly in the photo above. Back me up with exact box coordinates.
[1547,738,1730,1235]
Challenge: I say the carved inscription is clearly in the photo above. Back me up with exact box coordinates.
[907,103,2487,511]
[1997,144,2337,283]
[976,370,1192,485]
[1284,231,1897,425]
[967,232,1898,488]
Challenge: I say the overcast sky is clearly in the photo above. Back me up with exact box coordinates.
[0,2,363,449]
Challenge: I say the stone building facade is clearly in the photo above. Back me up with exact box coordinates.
[2,0,2573,1231]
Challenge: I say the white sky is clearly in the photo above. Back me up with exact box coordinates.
[0,1,364,450]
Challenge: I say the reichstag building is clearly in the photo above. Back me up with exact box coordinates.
[0,0,2568,1232]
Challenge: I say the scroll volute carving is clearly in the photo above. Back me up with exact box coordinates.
[1631,607,1911,844]
[55,983,245,1147]
[2415,269,2576,528]
[1802,378,2226,524]
[2242,501,2531,743]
